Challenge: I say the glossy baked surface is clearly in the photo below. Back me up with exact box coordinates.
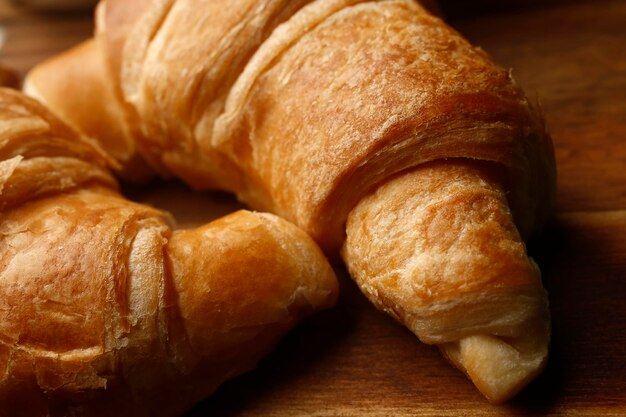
[1,0,625,414]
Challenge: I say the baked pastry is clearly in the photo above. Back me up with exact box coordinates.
[23,39,153,182]
[25,0,556,402]
[0,88,338,416]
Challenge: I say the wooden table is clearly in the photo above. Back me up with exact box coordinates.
[1,1,625,415]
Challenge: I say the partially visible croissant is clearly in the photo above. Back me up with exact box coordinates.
[0,88,338,416]
[25,0,556,403]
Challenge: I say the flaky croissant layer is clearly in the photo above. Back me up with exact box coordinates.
[0,88,338,416]
[342,160,550,402]
[24,0,556,403]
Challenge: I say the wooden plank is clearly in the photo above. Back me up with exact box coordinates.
[0,4,93,78]
[1,1,625,415]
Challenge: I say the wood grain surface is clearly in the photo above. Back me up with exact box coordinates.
[1,0,625,415]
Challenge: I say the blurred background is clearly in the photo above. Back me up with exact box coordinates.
[0,0,624,415]
[0,0,607,80]
[3,0,96,12]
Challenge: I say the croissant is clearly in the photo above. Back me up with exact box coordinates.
[25,0,556,403]
[23,38,154,182]
[0,88,338,416]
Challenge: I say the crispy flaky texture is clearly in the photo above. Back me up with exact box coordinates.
[24,0,556,402]
[0,88,338,416]
[23,39,153,183]
[342,161,550,401]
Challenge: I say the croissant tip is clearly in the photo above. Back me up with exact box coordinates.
[444,332,549,403]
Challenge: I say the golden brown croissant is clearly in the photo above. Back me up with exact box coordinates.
[23,39,154,183]
[25,0,556,403]
[0,88,338,416]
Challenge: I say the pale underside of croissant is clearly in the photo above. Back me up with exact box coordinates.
[25,0,557,403]
[0,88,338,416]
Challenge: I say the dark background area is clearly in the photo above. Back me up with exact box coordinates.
[1,0,625,415]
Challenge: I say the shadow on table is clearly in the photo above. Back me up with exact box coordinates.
[511,212,626,413]
[188,271,358,417]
